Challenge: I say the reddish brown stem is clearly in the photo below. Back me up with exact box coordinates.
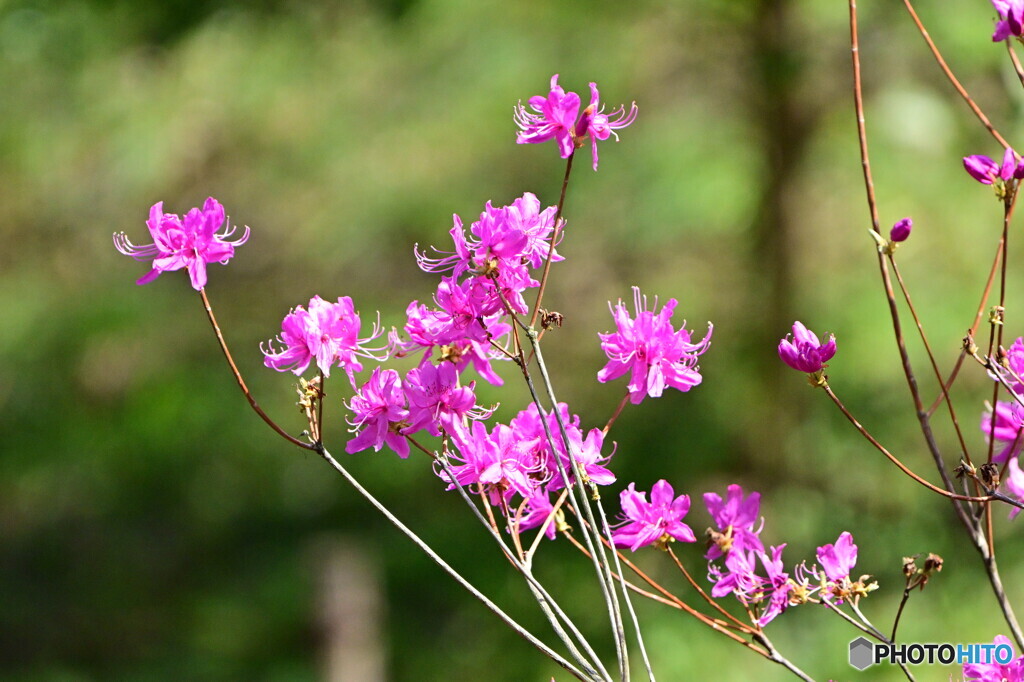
[1008,40,1024,90]
[560,531,764,652]
[530,154,575,329]
[928,239,1003,416]
[851,0,972,524]
[199,289,315,451]
[824,383,992,503]
[902,0,1010,148]
[667,547,749,630]
[602,392,631,436]
[889,257,972,464]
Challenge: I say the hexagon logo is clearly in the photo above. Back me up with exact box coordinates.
[849,636,874,671]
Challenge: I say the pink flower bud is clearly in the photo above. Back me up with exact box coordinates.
[778,321,836,374]
[889,217,912,243]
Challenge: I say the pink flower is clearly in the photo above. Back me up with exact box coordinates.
[444,421,543,506]
[598,287,713,405]
[817,532,858,582]
[709,548,761,599]
[416,194,559,277]
[612,480,697,551]
[703,484,765,560]
[980,401,1024,464]
[397,302,509,386]
[262,295,386,381]
[815,532,861,603]
[402,360,488,440]
[756,545,792,626]
[345,367,410,458]
[993,0,1024,41]
[963,148,1024,185]
[708,544,793,626]
[889,217,912,243]
[573,82,638,171]
[515,75,637,170]
[963,635,1023,681]
[778,321,836,374]
[515,74,581,159]
[114,197,249,290]
[509,402,615,491]
[554,427,616,489]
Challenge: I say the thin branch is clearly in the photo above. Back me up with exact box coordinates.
[851,0,973,526]
[889,256,972,464]
[603,392,632,436]
[1007,40,1024,89]
[666,547,749,630]
[902,0,1010,148]
[927,239,1003,417]
[199,289,316,450]
[530,154,575,329]
[824,382,993,502]
[314,443,595,680]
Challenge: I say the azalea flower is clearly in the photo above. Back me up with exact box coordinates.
[778,321,836,374]
[756,545,792,626]
[573,82,638,170]
[598,287,713,405]
[817,532,858,583]
[114,197,249,290]
[518,491,561,540]
[515,75,637,170]
[402,360,489,440]
[514,74,581,159]
[992,0,1024,41]
[345,368,410,458]
[612,480,697,551]
[443,421,543,506]
[963,147,1024,185]
[703,484,765,560]
[261,295,386,382]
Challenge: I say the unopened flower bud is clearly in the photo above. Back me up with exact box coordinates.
[890,217,912,243]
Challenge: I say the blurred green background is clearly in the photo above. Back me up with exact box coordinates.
[4,0,1024,679]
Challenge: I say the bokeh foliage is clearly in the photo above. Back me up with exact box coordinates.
[3,0,1024,679]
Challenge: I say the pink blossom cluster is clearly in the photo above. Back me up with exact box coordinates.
[402,192,569,390]
[964,148,1024,200]
[704,487,869,626]
[515,74,638,170]
[611,481,868,627]
[341,356,496,458]
[337,191,570,461]
[442,402,615,527]
[412,191,559,342]
[259,295,497,458]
